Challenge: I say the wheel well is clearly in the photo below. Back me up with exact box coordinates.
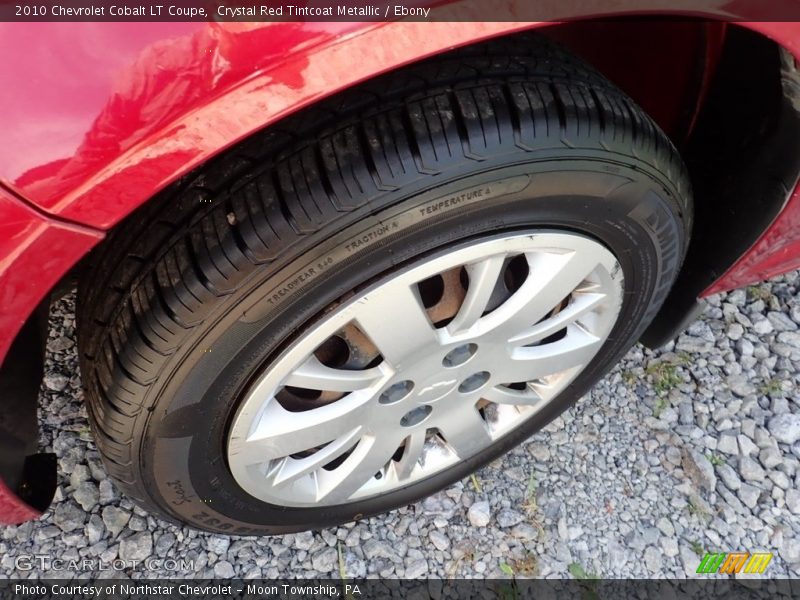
[629,25,793,345]
[541,19,724,144]
[676,24,790,290]
[537,20,792,345]
[0,300,56,513]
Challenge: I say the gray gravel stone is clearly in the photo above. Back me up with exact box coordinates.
[206,535,230,555]
[727,323,744,340]
[344,552,366,578]
[128,515,147,532]
[643,546,661,574]
[119,532,152,562]
[717,434,738,455]
[739,455,768,483]
[69,464,90,488]
[98,479,117,505]
[738,435,759,457]
[362,539,392,560]
[101,506,129,537]
[43,373,69,391]
[214,561,235,578]
[726,374,755,397]
[759,446,783,469]
[676,335,713,353]
[34,525,60,541]
[47,336,74,352]
[495,509,524,528]
[786,489,800,515]
[511,523,538,541]
[678,402,694,425]
[716,464,742,491]
[656,517,675,537]
[404,558,428,578]
[86,515,104,545]
[768,414,800,445]
[53,502,85,533]
[753,318,774,335]
[73,482,99,512]
[737,483,761,509]
[154,532,176,555]
[780,538,800,564]
[429,530,450,551]
[661,538,679,558]
[529,444,551,462]
[770,470,791,490]
[777,331,800,348]
[311,547,337,573]
[768,311,798,331]
[737,338,754,356]
[682,450,716,491]
[293,531,314,551]
[467,501,491,527]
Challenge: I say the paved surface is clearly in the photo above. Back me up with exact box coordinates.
[1,274,799,579]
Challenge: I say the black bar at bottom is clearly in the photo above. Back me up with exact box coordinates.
[1,579,800,600]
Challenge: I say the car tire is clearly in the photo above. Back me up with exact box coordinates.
[77,32,692,534]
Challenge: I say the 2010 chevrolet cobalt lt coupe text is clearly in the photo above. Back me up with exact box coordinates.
[2,11,800,534]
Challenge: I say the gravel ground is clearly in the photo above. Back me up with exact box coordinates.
[1,273,799,579]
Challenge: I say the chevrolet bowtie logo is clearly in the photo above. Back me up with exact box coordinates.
[418,380,458,396]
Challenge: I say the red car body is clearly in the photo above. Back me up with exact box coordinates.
[2,5,800,523]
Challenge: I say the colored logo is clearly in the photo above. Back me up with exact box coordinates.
[696,552,773,574]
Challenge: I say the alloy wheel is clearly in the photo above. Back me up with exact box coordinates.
[227,231,624,507]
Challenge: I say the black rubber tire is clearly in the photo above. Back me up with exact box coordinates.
[77,32,692,535]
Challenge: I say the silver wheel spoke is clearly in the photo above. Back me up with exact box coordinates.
[530,370,577,402]
[447,254,506,335]
[233,395,371,463]
[483,384,541,406]
[500,324,602,383]
[355,283,438,368]
[508,292,606,347]
[285,355,384,392]
[268,428,362,487]
[394,431,427,480]
[484,249,601,339]
[316,436,401,503]
[438,407,492,459]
